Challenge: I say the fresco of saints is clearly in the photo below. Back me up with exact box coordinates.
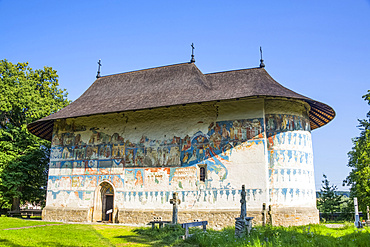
[135,148,145,166]
[169,146,180,166]
[135,170,143,187]
[267,114,275,131]
[62,133,74,146]
[86,146,98,159]
[221,124,230,140]
[85,160,97,175]
[188,149,197,163]
[126,149,135,166]
[52,133,63,146]
[62,147,72,160]
[182,135,191,151]
[210,132,221,150]
[113,175,124,189]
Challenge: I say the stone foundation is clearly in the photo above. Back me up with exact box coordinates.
[42,206,318,228]
[116,207,318,228]
[270,207,319,226]
[42,207,89,222]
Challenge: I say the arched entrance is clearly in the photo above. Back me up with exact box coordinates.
[92,181,115,222]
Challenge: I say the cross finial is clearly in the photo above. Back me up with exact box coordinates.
[190,43,195,63]
[96,59,102,78]
[259,47,265,68]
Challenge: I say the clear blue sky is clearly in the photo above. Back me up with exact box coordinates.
[2,1,369,191]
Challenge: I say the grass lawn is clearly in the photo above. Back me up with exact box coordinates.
[0,217,158,247]
[0,217,370,246]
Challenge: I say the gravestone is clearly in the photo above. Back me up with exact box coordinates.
[354,197,362,228]
[170,192,181,224]
[235,185,254,237]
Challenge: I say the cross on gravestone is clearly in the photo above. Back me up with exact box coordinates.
[170,192,181,224]
[240,185,247,218]
[235,185,254,237]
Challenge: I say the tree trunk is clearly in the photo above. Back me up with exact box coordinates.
[11,197,20,212]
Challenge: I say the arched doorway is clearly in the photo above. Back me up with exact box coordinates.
[93,181,115,222]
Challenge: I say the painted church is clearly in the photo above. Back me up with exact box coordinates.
[28,59,335,227]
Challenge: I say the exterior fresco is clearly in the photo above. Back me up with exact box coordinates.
[47,114,266,209]
[44,99,318,225]
[265,114,316,208]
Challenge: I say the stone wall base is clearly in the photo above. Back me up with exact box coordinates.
[116,207,318,228]
[42,206,319,228]
[42,207,89,222]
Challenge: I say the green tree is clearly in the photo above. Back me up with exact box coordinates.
[0,59,69,211]
[344,90,370,213]
[317,174,343,218]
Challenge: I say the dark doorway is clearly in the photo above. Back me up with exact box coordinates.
[104,195,114,221]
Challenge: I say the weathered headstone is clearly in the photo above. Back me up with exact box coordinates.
[235,185,254,237]
[268,205,273,225]
[262,203,267,226]
[170,192,181,224]
[354,197,361,228]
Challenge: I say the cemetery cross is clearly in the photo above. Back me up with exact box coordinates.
[170,192,181,224]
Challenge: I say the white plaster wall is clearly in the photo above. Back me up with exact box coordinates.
[46,97,316,216]
[265,99,316,208]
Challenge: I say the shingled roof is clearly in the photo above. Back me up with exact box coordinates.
[28,62,335,141]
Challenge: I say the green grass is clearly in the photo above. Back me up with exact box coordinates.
[0,216,61,230]
[0,217,370,246]
[0,217,156,247]
[92,225,166,247]
[134,223,370,247]
[184,224,370,247]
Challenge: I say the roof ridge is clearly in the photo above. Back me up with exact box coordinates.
[98,62,195,79]
[205,66,263,75]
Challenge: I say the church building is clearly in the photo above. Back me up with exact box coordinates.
[28,58,334,227]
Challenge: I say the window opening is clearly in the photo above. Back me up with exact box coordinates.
[199,166,206,182]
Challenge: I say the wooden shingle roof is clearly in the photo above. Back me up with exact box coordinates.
[28,62,335,141]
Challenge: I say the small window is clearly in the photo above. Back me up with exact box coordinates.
[199,166,206,182]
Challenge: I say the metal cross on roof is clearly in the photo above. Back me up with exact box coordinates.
[190,43,195,63]
[96,59,102,78]
[259,47,265,68]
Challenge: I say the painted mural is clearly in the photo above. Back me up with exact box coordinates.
[265,114,316,207]
[47,117,266,208]
[46,110,316,210]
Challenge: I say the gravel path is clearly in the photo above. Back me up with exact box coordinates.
[3,224,62,230]
[325,224,345,228]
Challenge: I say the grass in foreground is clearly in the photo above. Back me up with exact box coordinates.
[0,217,156,247]
[1,217,370,246]
[0,216,60,230]
[134,223,370,247]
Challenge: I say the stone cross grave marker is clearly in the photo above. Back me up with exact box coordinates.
[240,185,247,218]
[170,192,181,224]
[235,185,254,237]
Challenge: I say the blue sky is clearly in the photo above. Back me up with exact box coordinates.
[2,1,369,190]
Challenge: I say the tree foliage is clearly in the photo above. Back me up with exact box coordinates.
[344,90,370,212]
[0,59,69,210]
[317,174,343,214]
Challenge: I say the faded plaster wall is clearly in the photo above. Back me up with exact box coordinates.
[44,97,318,226]
[264,99,315,210]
